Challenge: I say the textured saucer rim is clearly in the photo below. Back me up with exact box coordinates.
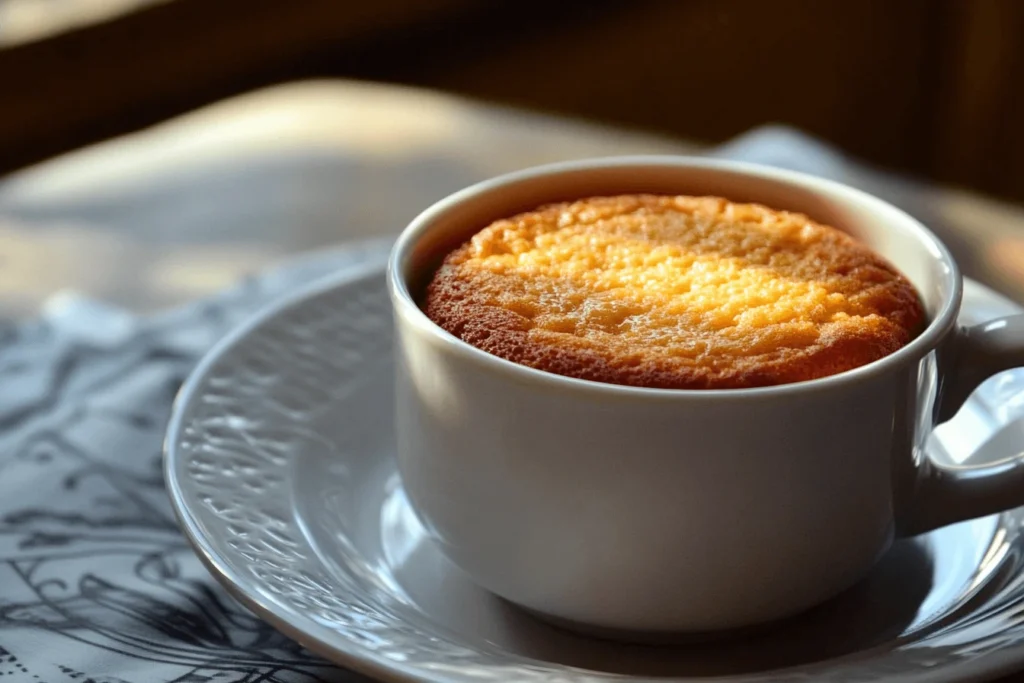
[162,260,433,683]
[164,263,1024,683]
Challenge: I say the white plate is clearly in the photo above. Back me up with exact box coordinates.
[165,263,1024,683]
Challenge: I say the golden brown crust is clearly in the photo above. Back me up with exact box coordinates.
[423,195,925,389]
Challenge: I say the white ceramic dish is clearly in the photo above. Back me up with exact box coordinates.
[167,262,1024,683]
[386,157,1024,633]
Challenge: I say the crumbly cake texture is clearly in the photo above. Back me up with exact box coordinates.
[424,194,925,389]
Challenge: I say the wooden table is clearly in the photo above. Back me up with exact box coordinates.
[2,79,1024,681]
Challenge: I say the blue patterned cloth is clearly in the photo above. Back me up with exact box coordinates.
[0,240,391,682]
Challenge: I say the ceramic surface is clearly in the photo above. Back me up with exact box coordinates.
[168,266,1024,683]
[387,157,1024,632]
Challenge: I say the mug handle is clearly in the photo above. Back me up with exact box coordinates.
[903,314,1024,535]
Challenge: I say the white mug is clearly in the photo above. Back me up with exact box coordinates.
[387,157,1024,634]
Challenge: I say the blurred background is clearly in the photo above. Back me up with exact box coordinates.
[2,0,1022,201]
[5,0,1024,319]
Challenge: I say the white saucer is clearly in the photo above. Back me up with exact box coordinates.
[165,262,1024,683]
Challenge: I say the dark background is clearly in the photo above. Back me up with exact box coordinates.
[2,0,1023,200]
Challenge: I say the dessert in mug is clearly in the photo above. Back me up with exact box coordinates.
[424,194,925,389]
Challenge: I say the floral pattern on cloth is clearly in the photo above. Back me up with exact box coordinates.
[0,240,391,683]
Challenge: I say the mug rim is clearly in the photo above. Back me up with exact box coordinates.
[387,155,962,400]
